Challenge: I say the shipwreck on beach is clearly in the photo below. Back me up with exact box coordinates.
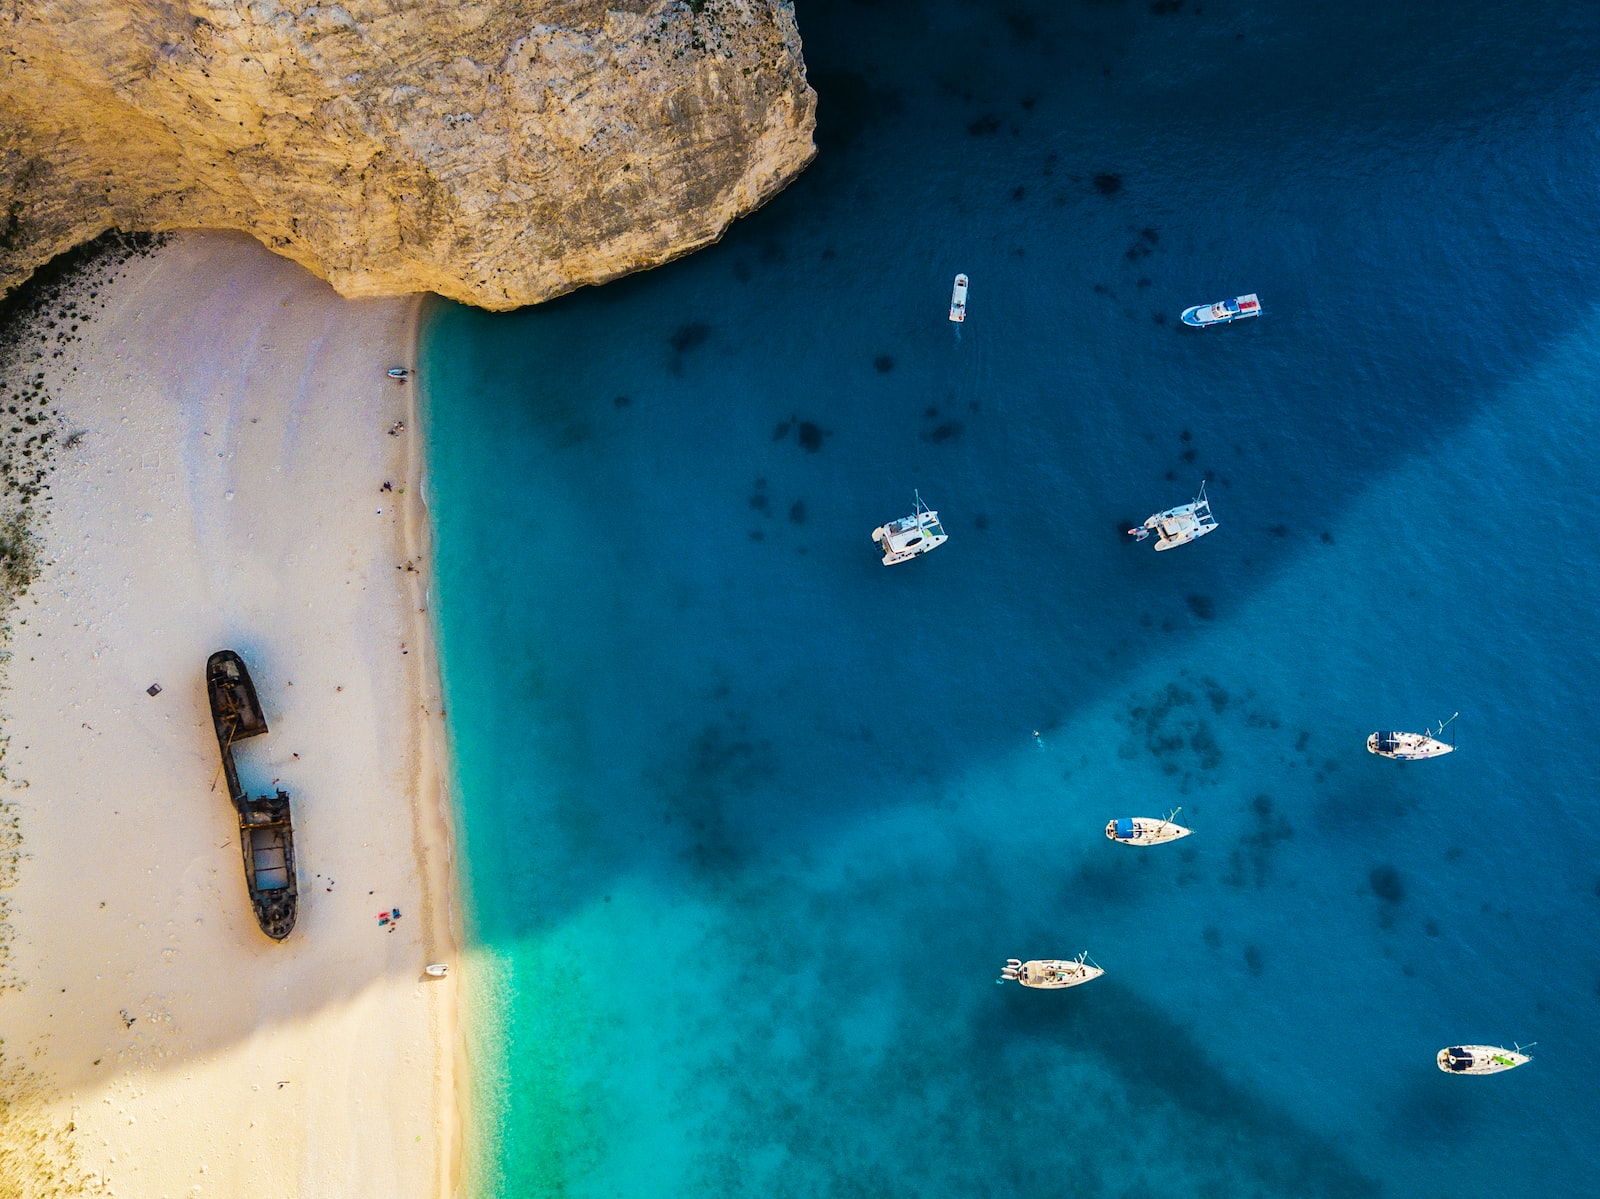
[206,649,298,941]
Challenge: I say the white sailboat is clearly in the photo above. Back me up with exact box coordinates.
[1368,712,1458,760]
[1106,808,1192,846]
[1437,1043,1532,1075]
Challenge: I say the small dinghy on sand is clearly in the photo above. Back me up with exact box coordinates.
[1181,293,1260,326]
[872,491,948,565]
[997,953,1103,989]
[1437,1044,1532,1075]
[1368,712,1457,760]
[1129,482,1218,551]
[1106,809,1192,846]
[949,273,969,323]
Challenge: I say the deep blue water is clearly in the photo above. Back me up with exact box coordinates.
[422,2,1600,1195]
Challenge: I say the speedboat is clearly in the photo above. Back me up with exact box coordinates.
[949,273,969,322]
[1129,481,1218,551]
[1181,293,1260,326]
[1368,712,1457,760]
[1437,1044,1532,1075]
[872,491,948,565]
[1106,809,1192,846]
[997,953,1103,989]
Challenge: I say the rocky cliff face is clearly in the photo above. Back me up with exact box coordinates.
[0,0,815,310]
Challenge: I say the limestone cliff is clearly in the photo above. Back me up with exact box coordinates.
[0,0,815,310]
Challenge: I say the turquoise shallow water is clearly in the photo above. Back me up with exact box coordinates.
[422,2,1600,1195]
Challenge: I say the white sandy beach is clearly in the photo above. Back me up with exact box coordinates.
[0,232,458,1198]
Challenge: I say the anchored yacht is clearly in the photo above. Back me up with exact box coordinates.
[997,953,1103,989]
[1181,293,1261,326]
[949,274,969,322]
[1106,809,1192,846]
[872,491,948,565]
[1437,1044,1532,1075]
[1129,482,1218,551]
[1368,712,1458,760]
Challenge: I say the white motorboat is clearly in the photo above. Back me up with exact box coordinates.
[949,273,969,323]
[1368,712,1457,760]
[1181,293,1260,326]
[1437,1044,1532,1075]
[1129,482,1218,551]
[1106,808,1192,846]
[872,491,948,565]
[997,953,1103,989]
[424,963,450,978]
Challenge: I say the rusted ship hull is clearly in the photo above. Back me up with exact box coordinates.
[206,650,298,940]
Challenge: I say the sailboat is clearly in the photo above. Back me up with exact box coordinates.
[1368,712,1458,760]
[1106,808,1192,846]
[1437,1043,1532,1075]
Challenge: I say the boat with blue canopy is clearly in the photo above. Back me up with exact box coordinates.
[1437,1043,1532,1075]
[1106,809,1191,846]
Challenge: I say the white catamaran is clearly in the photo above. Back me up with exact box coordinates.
[1129,482,1218,551]
[872,491,949,566]
[996,953,1103,989]
[1368,712,1458,760]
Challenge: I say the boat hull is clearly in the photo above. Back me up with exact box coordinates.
[1367,731,1454,760]
[1437,1045,1529,1075]
[872,509,948,565]
[949,273,968,322]
[206,650,298,940]
[1181,293,1261,326]
[1015,959,1102,989]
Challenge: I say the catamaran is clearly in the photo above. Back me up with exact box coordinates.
[872,491,949,565]
[1368,712,1458,760]
[997,953,1103,989]
[1129,482,1218,551]
[1181,293,1260,326]
[1106,809,1192,846]
[949,273,969,323]
[1437,1044,1532,1075]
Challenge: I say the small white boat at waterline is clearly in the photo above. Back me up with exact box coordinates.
[1368,712,1457,760]
[997,953,1103,989]
[1437,1043,1532,1075]
[424,963,450,978]
[1129,481,1218,551]
[1181,293,1260,326]
[949,273,969,322]
[872,490,949,565]
[1106,809,1192,846]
